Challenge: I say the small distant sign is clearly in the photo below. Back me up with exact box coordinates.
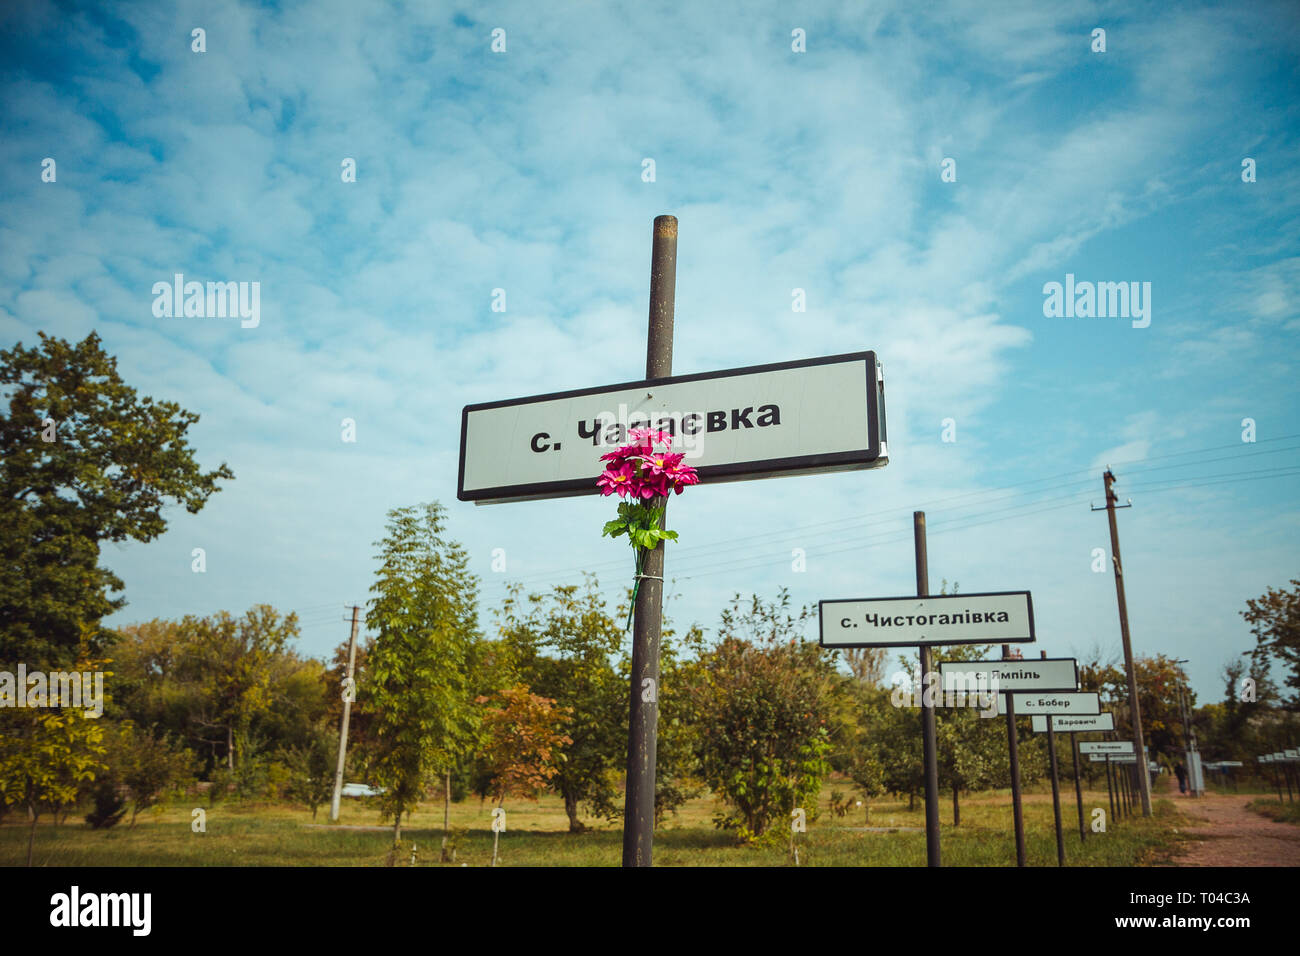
[1031,713,1114,733]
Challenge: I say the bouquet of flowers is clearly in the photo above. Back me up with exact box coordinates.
[598,427,699,628]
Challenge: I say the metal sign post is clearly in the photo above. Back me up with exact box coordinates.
[1046,712,1065,866]
[913,513,941,867]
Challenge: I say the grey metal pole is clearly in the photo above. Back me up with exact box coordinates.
[914,512,940,867]
[1071,732,1086,842]
[1105,754,1115,822]
[1044,669,1065,866]
[1003,644,1026,866]
[622,215,676,867]
[1100,470,1153,815]
[329,605,360,822]
[1118,759,1127,817]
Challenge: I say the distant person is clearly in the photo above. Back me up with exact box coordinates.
[1174,761,1187,794]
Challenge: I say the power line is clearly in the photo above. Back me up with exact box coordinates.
[478,436,1299,593]
[480,461,1299,596]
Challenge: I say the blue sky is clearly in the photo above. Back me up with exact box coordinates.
[2,0,1298,700]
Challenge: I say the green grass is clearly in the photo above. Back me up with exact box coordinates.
[1245,798,1300,825]
[1,782,1189,867]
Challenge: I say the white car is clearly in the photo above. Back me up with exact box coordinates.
[340,783,384,798]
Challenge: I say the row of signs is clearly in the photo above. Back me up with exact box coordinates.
[1260,750,1299,763]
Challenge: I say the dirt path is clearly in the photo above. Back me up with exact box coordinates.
[1162,788,1300,867]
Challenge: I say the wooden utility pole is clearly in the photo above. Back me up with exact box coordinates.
[1097,470,1153,815]
[622,214,676,867]
[329,605,360,822]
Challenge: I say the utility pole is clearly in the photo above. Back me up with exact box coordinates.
[1095,470,1153,816]
[622,214,676,867]
[914,512,941,867]
[329,605,360,822]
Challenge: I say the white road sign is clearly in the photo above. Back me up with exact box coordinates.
[939,658,1077,694]
[1031,713,1115,733]
[1079,741,1135,755]
[819,591,1034,649]
[459,351,887,503]
[994,691,1100,716]
[1090,754,1137,763]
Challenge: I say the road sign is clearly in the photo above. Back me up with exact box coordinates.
[819,591,1034,648]
[993,691,1100,716]
[1031,712,1114,733]
[1287,749,1299,758]
[1091,753,1137,763]
[939,657,1076,694]
[458,351,888,503]
[1080,741,1134,755]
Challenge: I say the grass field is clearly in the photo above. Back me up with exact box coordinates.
[1245,798,1300,825]
[1,780,1190,867]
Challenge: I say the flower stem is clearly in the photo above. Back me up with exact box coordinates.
[625,544,645,631]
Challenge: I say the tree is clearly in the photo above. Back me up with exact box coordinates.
[928,641,1010,824]
[174,606,300,771]
[284,721,338,820]
[364,503,480,846]
[110,609,324,777]
[493,577,625,832]
[686,590,839,842]
[111,721,195,826]
[646,616,705,825]
[1243,579,1300,709]
[1083,652,1193,759]
[837,681,891,822]
[475,683,572,805]
[0,708,106,865]
[0,331,233,667]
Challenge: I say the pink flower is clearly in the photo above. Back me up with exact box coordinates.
[627,427,671,449]
[597,462,636,498]
[639,450,686,478]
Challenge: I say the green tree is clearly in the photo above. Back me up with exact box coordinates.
[175,606,301,772]
[494,577,625,832]
[364,503,480,846]
[111,720,196,826]
[646,618,705,825]
[0,331,233,667]
[837,681,891,823]
[1082,652,1193,761]
[284,720,338,820]
[110,609,320,777]
[0,707,106,865]
[687,590,839,842]
[1243,579,1300,709]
